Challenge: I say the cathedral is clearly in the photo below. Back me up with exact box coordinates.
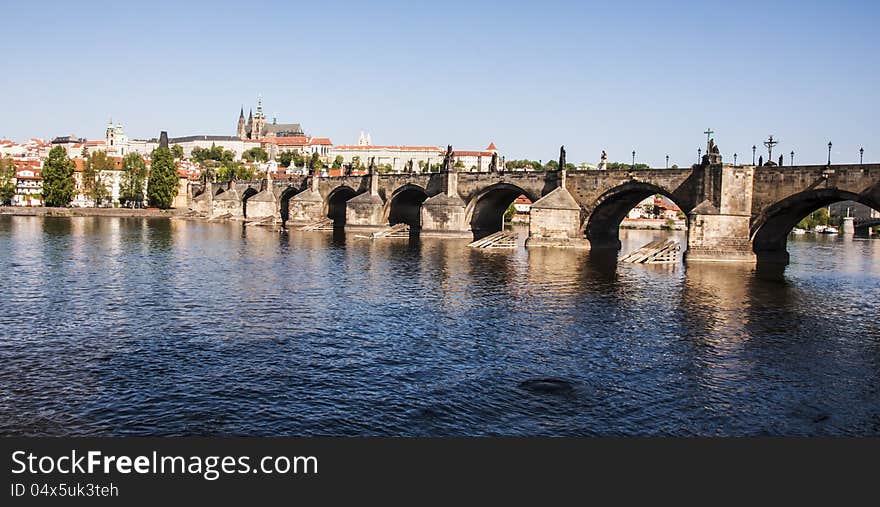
[236,96,304,140]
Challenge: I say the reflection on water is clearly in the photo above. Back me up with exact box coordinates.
[0,216,878,436]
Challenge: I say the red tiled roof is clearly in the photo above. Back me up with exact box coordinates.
[333,145,442,151]
[449,150,493,157]
[486,142,497,151]
[262,136,310,146]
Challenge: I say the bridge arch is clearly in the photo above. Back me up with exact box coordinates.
[325,185,359,226]
[465,182,538,240]
[279,186,303,225]
[383,184,429,230]
[241,186,259,219]
[751,188,880,264]
[584,181,686,250]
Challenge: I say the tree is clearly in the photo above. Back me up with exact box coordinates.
[171,144,184,160]
[42,146,75,207]
[351,156,362,170]
[309,152,321,170]
[191,143,234,164]
[797,208,830,231]
[606,161,650,170]
[120,153,148,207]
[332,155,343,169]
[504,203,516,222]
[279,151,294,168]
[0,157,15,205]
[242,147,269,163]
[147,146,178,208]
[83,150,113,207]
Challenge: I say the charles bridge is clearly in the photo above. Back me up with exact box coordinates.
[187,146,880,265]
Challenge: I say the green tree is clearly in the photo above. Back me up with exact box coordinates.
[83,150,113,207]
[606,161,650,170]
[171,144,184,160]
[242,147,269,163]
[797,208,830,230]
[504,202,516,222]
[42,146,75,207]
[332,155,343,169]
[279,151,293,168]
[191,143,234,164]
[0,157,15,205]
[351,156,362,170]
[120,153,148,207]
[147,147,178,208]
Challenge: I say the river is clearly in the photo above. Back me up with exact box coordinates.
[1,216,878,436]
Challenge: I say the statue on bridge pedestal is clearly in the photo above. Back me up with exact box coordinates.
[706,138,722,165]
[443,145,455,173]
[489,152,498,172]
[598,150,608,170]
[559,145,566,170]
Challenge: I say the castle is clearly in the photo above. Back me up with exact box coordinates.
[236,96,304,140]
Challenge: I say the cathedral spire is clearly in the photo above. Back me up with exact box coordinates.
[239,106,244,119]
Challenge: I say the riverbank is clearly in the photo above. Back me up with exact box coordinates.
[0,206,187,218]
[620,218,686,231]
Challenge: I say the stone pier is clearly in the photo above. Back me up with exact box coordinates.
[686,164,757,263]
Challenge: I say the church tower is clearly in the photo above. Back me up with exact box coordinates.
[247,109,253,139]
[252,95,266,140]
[237,107,246,140]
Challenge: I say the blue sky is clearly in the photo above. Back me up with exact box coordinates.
[2,0,877,166]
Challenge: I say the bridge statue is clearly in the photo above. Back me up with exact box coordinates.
[559,145,566,170]
[598,150,608,170]
[443,145,455,173]
[489,152,498,172]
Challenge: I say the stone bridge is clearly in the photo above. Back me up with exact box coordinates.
[189,159,880,264]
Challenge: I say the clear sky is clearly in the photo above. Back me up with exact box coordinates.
[2,0,877,166]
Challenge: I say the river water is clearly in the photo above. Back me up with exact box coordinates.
[1,216,878,436]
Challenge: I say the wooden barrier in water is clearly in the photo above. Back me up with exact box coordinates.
[619,239,680,264]
[299,218,334,231]
[468,231,518,249]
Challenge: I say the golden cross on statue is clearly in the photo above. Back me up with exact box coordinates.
[703,128,714,146]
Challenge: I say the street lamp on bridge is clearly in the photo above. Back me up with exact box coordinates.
[631,150,636,168]
[666,154,669,168]
[790,150,794,165]
[860,147,864,164]
[827,141,833,165]
[733,153,737,165]
[752,145,757,165]
[697,148,701,163]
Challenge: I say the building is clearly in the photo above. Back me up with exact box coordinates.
[330,142,443,172]
[237,96,304,140]
[12,158,42,206]
[449,143,500,172]
[263,136,333,157]
[104,119,128,157]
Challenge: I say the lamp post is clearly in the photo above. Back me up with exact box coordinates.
[665,154,669,168]
[752,145,756,165]
[697,148,702,163]
[733,153,737,165]
[860,147,864,164]
[632,150,636,168]
[827,141,832,165]
[790,150,794,165]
